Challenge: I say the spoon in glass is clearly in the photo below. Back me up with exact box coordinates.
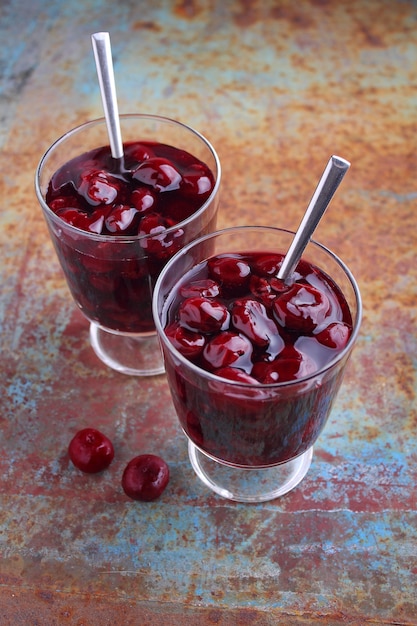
[91,32,124,164]
[277,155,351,283]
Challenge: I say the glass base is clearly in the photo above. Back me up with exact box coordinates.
[89,323,165,376]
[188,441,313,503]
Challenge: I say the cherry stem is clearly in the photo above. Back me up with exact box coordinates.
[91,32,124,161]
[277,155,351,283]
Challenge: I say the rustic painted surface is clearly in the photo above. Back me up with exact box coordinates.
[1,0,416,624]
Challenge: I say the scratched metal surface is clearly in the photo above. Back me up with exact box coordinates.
[1,0,416,624]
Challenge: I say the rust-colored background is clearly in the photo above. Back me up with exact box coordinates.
[1,0,416,624]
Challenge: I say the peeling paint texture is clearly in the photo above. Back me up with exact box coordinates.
[1,0,417,624]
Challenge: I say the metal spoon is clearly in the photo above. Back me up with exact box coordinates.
[91,32,124,160]
[277,155,351,283]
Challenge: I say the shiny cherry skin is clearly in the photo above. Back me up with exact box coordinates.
[179,279,220,299]
[202,331,252,370]
[252,347,317,383]
[208,255,251,292]
[56,207,93,231]
[165,322,206,358]
[252,253,283,277]
[132,157,182,191]
[105,205,140,234]
[68,428,114,473]
[131,187,156,214]
[122,454,170,501]
[315,321,351,349]
[273,283,331,334]
[181,163,213,196]
[178,296,230,333]
[231,298,280,347]
[214,367,259,384]
[78,170,121,205]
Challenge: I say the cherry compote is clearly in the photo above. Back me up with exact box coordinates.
[68,428,114,473]
[162,251,353,466]
[46,141,215,333]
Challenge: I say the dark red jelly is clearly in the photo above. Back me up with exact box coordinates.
[45,141,216,333]
[162,251,353,467]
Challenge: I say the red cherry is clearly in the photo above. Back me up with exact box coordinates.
[131,187,156,214]
[130,187,156,215]
[249,275,275,308]
[105,205,140,234]
[125,141,155,163]
[269,277,288,294]
[252,253,283,276]
[215,367,260,384]
[273,283,331,334]
[315,322,351,349]
[88,207,110,234]
[231,298,280,347]
[56,207,92,231]
[165,322,206,358]
[181,163,213,197]
[78,170,121,206]
[138,212,163,235]
[202,331,252,370]
[56,206,109,234]
[179,279,220,299]
[139,213,185,259]
[208,255,251,294]
[50,195,84,212]
[252,347,317,383]
[178,296,230,333]
[132,157,182,191]
[68,428,114,473]
[122,454,169,501]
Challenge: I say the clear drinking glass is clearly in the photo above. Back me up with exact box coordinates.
[35,114,221,376]
[153,226,362,502]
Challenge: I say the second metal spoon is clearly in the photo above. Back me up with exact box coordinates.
[277,155,351,283]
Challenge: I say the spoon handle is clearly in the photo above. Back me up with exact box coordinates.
[91,32,124,160]
[277,155,350,282]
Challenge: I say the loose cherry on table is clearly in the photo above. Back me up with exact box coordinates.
[122,454,170,501]
[68,428,170,501]
[68,428,114,473]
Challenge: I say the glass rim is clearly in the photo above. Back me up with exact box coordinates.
[34,113,222,243]
[153,225,363,389]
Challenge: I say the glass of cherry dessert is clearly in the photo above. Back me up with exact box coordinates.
[153,226,362,502]
[35,114,221,375]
